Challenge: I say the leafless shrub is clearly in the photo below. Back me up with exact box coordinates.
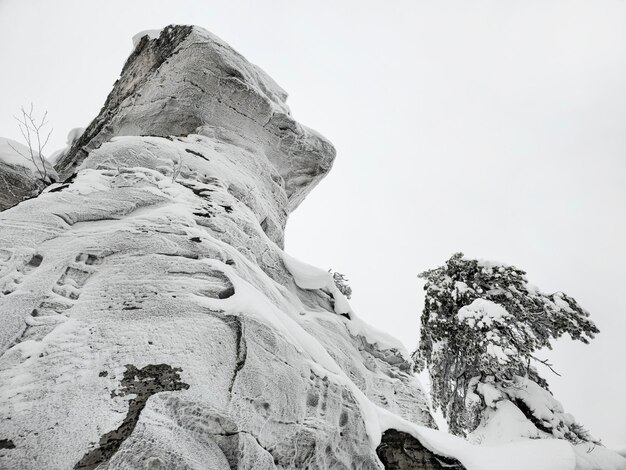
[8,104,53,182]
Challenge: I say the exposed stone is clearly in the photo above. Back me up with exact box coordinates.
[0,25,434,470]
[377,430,466,470]
[74,364,189,470]
[0,138,57,211]
[54,25,335,214]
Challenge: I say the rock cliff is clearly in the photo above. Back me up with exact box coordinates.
[0,26,436,469]
[2,25,624,470]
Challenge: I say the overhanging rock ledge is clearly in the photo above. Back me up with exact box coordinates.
[56,25,336,215]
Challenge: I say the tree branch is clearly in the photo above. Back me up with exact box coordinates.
[530,355,562,377]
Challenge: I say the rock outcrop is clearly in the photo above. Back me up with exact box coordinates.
[4,25,623,470]
[377,430,465,470]
[0,138,57,211]
[0,26,438,469]
[54,25,334,219]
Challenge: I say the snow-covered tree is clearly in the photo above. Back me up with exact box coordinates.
[413,253,599,444]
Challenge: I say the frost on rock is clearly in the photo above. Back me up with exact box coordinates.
[54,25,335,214]
[0,25,436,470]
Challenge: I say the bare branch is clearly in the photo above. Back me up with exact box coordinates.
[11,104,53,182]
[7,141,31,161]
[530,355,562,377]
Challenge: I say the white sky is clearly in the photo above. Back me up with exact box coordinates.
[1,0,624,449]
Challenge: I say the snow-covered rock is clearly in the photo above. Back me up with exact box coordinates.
[54,25,335,216]
[0,26,433,470]
[0,137,57,211]
[1,25,624,470]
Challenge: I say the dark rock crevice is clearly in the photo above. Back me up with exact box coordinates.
[225,316,247,396]
[0,439,15,450]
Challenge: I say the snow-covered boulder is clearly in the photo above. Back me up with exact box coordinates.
[0,137,57,211]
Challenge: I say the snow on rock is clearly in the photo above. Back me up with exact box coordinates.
[281,252,410,358]
[54,25,335,214]
[0,137,57,211]
[469,375,600,446]
[0,26,433,470]
[282,251,352,315]
[377,405,626,470]
[466,376,626,469]
[470,399,540,444]
[376,407,578,470]
[2,24,624,470]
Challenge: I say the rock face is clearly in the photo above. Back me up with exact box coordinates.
[0,138,57,211]
[54,25,334,218]
[0,26,438,469]
[377,430,465,470]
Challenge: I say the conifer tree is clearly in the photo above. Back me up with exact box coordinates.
[414,253,599,443]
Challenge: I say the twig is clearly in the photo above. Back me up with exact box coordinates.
[11,103,53,182]
[530,355,561,377]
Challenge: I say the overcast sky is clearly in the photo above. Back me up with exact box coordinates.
[1,0,624,449]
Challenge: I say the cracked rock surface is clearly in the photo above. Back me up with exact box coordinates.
[0,26,437,469]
